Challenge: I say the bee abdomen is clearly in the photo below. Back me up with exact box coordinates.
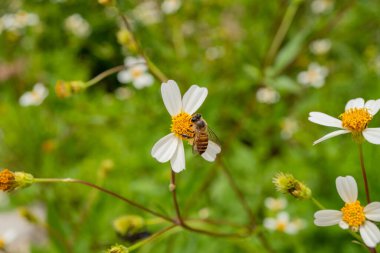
[196,133,209,154]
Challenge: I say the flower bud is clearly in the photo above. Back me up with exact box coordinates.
[106,244,129,253]
[55,80,87,98]
[0,169,34,192]
[116,30,138,53]
[273,172,311,200]
[113,215,145,236]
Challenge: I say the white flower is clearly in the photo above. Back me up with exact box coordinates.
[309,39,331,55]
[64,14,91,38]
[281,117,299,140]
[311,0,334,14]
[117,56,154,89]
[151,80,221,173]
[161,0,182,14]
[297,63,328,88]
[264,212,301,235]
[265,197,287,211]
[19,83,49,107]
[133,1,162,25]
[314,176,380,248]
[256,87,280,104]
[309,98,380,145]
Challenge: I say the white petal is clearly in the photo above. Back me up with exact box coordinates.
[363,128,380,145]
[19,93,34,106]
[365,202,380,221]
[314,210,342,226]
[117,70,132,83]
[201,140,221,162]
[277,211,290,222]
[345,98,365,111]
[313,129,350,145]
[182,85,208,114]
[133,74,154,89]
[365,99,380,116]
[336,176,357,203]
[339,221,349,229]
[360,221,380,248]
[263,218,276,230]
[161,80,182,116]
[151,133,178,163]
[170,141,185,173]
[34,83,48,97]
[308,112,342,128]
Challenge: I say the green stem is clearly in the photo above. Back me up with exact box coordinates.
[86,65,125,87]
[34,178,174,223]
[358,144,371,203]
[128,224,177,251]
[311,197,325,210]
[264,0,302,67]
[170,170,184,225]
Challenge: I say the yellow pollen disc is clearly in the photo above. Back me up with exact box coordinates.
[0,238,4,249]
[340,108,372,132]
[171,112,194,140]
[276,222,286,232]
[131,68,142,78]
[341,200,365,228]
[0,169,15,191]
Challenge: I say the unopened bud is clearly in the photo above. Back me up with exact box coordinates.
[106,244,129,253]
[113,215,145,236]
[273,172,311,200]
[0,169,34,192]
[55,80,87,98]
[117,30,138,53]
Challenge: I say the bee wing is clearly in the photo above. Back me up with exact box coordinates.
[206,127,222,149]
[192,133,200,155]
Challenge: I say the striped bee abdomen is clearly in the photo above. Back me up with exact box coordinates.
[195,132,209,154]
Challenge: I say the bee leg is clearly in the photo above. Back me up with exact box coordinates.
[181,134,193,139]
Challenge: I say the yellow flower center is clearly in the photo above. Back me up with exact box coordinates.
[131,68,143,78]
[276,222,286,232]
[340,108,372,132]
[171,112,195,140]
[0,169,15,192]
[0,238,4,249]
[341,200,366,229]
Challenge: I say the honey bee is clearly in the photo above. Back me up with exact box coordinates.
[190,113,220,155]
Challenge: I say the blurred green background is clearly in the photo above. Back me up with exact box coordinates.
[1,0,380,252]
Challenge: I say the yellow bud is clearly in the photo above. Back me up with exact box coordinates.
[273,172,311,200]
[55,80,87,98]
[0,169,34,192]
[113,215,145,236]
[116,30,138,53]
[106,244,129,253]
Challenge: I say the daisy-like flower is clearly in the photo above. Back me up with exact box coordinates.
[19,83,48,107]
[264,197,287,212]
[309,98,380,145]
[264,212,302,235]
[64,14,91,38]
[297,63,328,88]
[314,176,380,248]
[151,80,221,173]
[309,39,331,55]
[117,56,154,89]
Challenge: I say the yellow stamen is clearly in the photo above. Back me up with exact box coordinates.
[0,238,5,249]
[341,200,365,230]
[276,222,286,232]
[0,169,15,192]
[171,112,194,140]
[340,108,372,132]
[131,68,142,78]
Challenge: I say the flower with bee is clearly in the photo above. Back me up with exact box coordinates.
[151,80,221,173]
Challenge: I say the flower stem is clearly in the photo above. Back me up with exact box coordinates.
[264,0,303,67]
[33,178,174,223]
[128,224,177,251]
[358,144,371,203]
[86,65,125,87]
[311,197,325,210]
[170,170,185,225]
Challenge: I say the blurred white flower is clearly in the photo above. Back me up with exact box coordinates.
[309,39,331,55]
[264,212,303,234]
[314,176,380,248]
[151,80,221,173]
[64,14,91,38]
[133,1,162,25]
[297,63,328,88]
[161,0,182,14]
[115,87,133,100]
[264,197,287,211]
[205,46,225,61]
[117,56,154,89]
[19,83,49,107]
[0,204,47,253]
[311,0,334,14]
[0,11,39,32]
[256,87,280,104]
[309,98,380,145]
[281,117,299,140]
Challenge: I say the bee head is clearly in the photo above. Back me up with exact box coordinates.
[191,113,202,123]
